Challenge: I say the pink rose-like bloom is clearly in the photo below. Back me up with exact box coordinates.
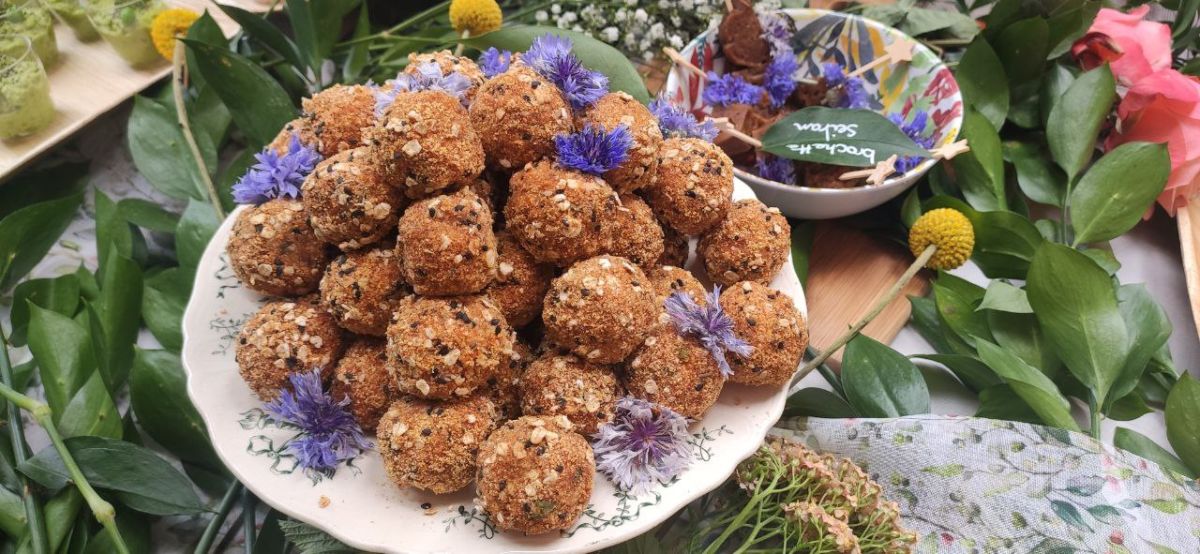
[1074,6,1171,86]
[1106,70,1200,216]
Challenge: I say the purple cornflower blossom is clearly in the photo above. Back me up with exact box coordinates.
[822,62,847,87]
[889,110,934,173]
[763,54,800,109]
[593,397,692,493]
[702,72,764,106]
[524,35,609,109]
[757,11,795,58]
[231,134,322,205]
[756,154,796,185]
[555,124,632,175]
[665,287,753,378]
[821,62,869,109]
[264,369,372,475]
[648,97,718,141]
[374,62,473,115]
[523,34,573,68]
[478,47,512,78]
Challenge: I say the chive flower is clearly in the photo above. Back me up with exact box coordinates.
[231,134,322,205]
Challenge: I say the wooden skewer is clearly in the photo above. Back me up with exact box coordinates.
[837,140,971,183]
[663,47,706,79]
[845,38,916,78]
[725,0,734,12]
[711,118,763,148]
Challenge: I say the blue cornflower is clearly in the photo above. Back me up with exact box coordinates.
[758,11,795,58]
[756,154,796,185]
[555,123,632,175]
[524,34,573,68]
[648,98,718,142]
[889,110,934,173]
[593,397,692,493]
[524,36,609,109]
[264,369,372,475]
[822,62,846,87]
[841,76,869,109]
[702,72,764,107]
[664,287,754,378]
[374,62,473,115]
[478,47,512,78]
[231,134,322,205]
[763,54,800,109]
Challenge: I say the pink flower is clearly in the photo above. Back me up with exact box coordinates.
[1073,6,1172,86]
[1106,70,1200,216]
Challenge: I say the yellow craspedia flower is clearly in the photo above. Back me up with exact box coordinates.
[150,8,200,60]
[449,0,503,36]
[908,208,974,270]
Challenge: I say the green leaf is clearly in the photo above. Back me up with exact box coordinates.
[988,310,1059,377]
[1106,391,1151,421]
[0,162,86,221]
[130,349,222,471]
[1117,429,1195,478]
[83,508,150,554]
[276,519,357,553]
[27,305,94,415]
[978,281,1032,313]
[789,221,814,288]
[142,268,191,352]
[762,107,925,167]
[467,24,650,104]
[976,339,1080,430]
[1081,248,1121,275]
[783,388,858,418]
[94,253,142,389]
[993,17,1049,85]
[94,191,137,274]
[342,3,371,83]
[218,4,305,69]
[0,193,83,290]
[183,40,297,147]
[1108,284,1172,406]
[933,272,991,347]
[253,510,289,554]
[841,335,930,417]
[1047,65,1116,180]
[952,110,1005,211]
[955,38,1009,130]
[1069,142,1170,245]
[909,294,972,356]
[175,199,220,273]
[1003,140,1066,206]
[127,96,209,201]
[974,211,1044,279]
[116,199,179,233]
[8,274,79,346]
[57,374,122,439]
[976,385,1044,425]
[912,354,1001,393]
[17,436,204,516]
[286,0,360,71]
[902,8,980,39]
[1046,0,1099,58]
[1039,64,1075,129]
[1166,375,1200,476]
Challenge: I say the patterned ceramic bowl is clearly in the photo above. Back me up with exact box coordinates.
[664,9,963,220]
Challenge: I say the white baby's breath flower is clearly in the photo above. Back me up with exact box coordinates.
[601,27,620,42]
[668,34,684,48]
[551,3,562,14]
[535,10,548,22]
[634,8,648,23]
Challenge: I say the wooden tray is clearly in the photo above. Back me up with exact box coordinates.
[0,0,259,180]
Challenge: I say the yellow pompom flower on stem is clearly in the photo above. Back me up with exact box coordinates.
[150,8,199,61]
[790,208,975,392]
[449,0,503,36]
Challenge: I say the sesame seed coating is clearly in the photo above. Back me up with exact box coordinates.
[720,282,807,387]
[405,50,486,102]
[578,91,663,193]
[386,294,515,400]
[488,339,532,421]
[642,137,734,236]
[625,324,725,419]
[330,337,395,429]
[302,147,403,251]
[505,160,618,267]
[476,415,594,534]
[397,188,498,296]
[302,84,376,158]
[470,64,573,171]
[520,353,620,435]
[368,90,485,199]
[486,230,554,327]
[605,193,665,269]
[236,295,345,401]
[699,199,790,287]
[647,265,707,306]
[227,199,332,297]
[542,255,657,364]
[269,117,318,155]
[377,394,497,494]
[657,222,690,267]
[319,248,411,336]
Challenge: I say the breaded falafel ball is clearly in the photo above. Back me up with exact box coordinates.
[606,193,665,269]
[377,394,497,494]
[227,199,331,297]
[624,324,725,419]
[699,199,790,286]
[657,223,690,267]
[330,337,394,428]
[302,147,403,251]
[302,84,376,158]
[386,294,515,399]
[520,353,620,435]
[405,50,486,102]
[236,296,345,401]
[543,256,657,364]
[647,265,707,306]
[720,281,807,387]
[487,231,554,327]
[319,248,410,336]
[643,138,734,236]
[578,92,662,192]
[396,189,497,296]
[368,90,485,198]
[505,160,618,267]
[268,118,318,155]
[470,64,573,171]
[476,415,594,534]
[488,339,532,421]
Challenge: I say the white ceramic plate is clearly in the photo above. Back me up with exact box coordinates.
[182,178,806,554]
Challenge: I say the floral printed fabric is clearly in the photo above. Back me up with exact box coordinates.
[775,416,1200,553]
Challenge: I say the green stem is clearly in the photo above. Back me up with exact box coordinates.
[172,41,226,220]
[335,1,450,47]
[1089,393,1102,440]
[789,245,936,395]
[805,345,845,398]
[0,328,49,554]
[701,476,780,554]
[195,481,242,554]
[241,488,256,554]
[1061,176,1077,245]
